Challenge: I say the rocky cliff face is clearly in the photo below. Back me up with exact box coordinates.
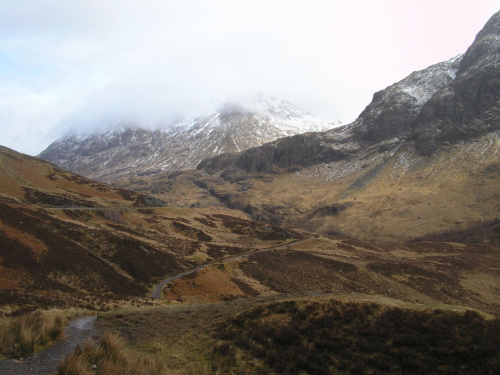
[199,11,500,174]
[351,55,462,144]
[198,130,356,174]
[199,55,464,174]
[413,11,500,154]
[108,11,500,243]
[39,96,334,182]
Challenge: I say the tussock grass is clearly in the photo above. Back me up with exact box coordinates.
[0,309,65,357]
[58,332,182,375]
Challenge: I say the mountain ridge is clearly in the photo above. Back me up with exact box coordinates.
[141,10,500,242]
[2,11,500,372]
[39,96,335,183]
[198,11,500,174]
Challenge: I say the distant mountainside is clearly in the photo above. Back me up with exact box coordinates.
[198,53,468,174]
[3,144,500,322]
[39,96,335,183]
[138,10,500,242]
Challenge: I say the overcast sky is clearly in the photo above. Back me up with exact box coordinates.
[1,0,499,155]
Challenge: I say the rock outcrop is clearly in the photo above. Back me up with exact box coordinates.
[413,10,500,154]
[198,11,500,174]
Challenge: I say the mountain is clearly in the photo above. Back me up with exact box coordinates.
[413,12,500,154]
[199,10,500,172]
[39,96,335,183]
[4,68,500,365]
[0,145,309,310]
[4,12,500,372]
[197,53,466,174]
[2,147,499,317]
[148,10,500,242]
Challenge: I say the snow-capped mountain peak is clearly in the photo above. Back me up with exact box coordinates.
[39,96,337,182]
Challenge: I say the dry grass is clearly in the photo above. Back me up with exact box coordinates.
[0,309,65,358]
[163,265,246,303]
[0,147,308,312]
[57,332,185,375]
[93,293,497,375]
[233,239,500,315]
[144,133,500,242]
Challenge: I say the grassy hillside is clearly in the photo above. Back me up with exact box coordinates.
[0,145,160,208]
[214,299,500,374]
[0,146,306,313]
[91,294,498,375]
[123,132,500,242]
[157,235,500,315]
[1,145,499,373]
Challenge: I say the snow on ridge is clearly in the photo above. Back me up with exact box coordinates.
[154,95,335,137]
[57,95,336,143]
[39,95,341,180]
[399,55,463,105]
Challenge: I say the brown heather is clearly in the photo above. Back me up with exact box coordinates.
[213,299,500,374]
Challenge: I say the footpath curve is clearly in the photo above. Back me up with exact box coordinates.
[151,238,313,299]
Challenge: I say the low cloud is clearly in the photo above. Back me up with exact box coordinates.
[0,0,498,154]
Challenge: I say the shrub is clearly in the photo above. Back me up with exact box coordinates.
[213,299,500,374]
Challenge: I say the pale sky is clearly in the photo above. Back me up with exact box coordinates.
[1,0,499,155]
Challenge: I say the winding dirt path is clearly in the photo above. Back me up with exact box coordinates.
[151,238,313,299]
[0,316,98,375]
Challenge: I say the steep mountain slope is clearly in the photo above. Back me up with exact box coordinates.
[4,145,499,317]
[0,145,308,310]
[0,145,165,209]
[350,54,462,143]
[146,10,500,242]
[198,11,500,172]
[414,12,500,154]
[39,96,334,183]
